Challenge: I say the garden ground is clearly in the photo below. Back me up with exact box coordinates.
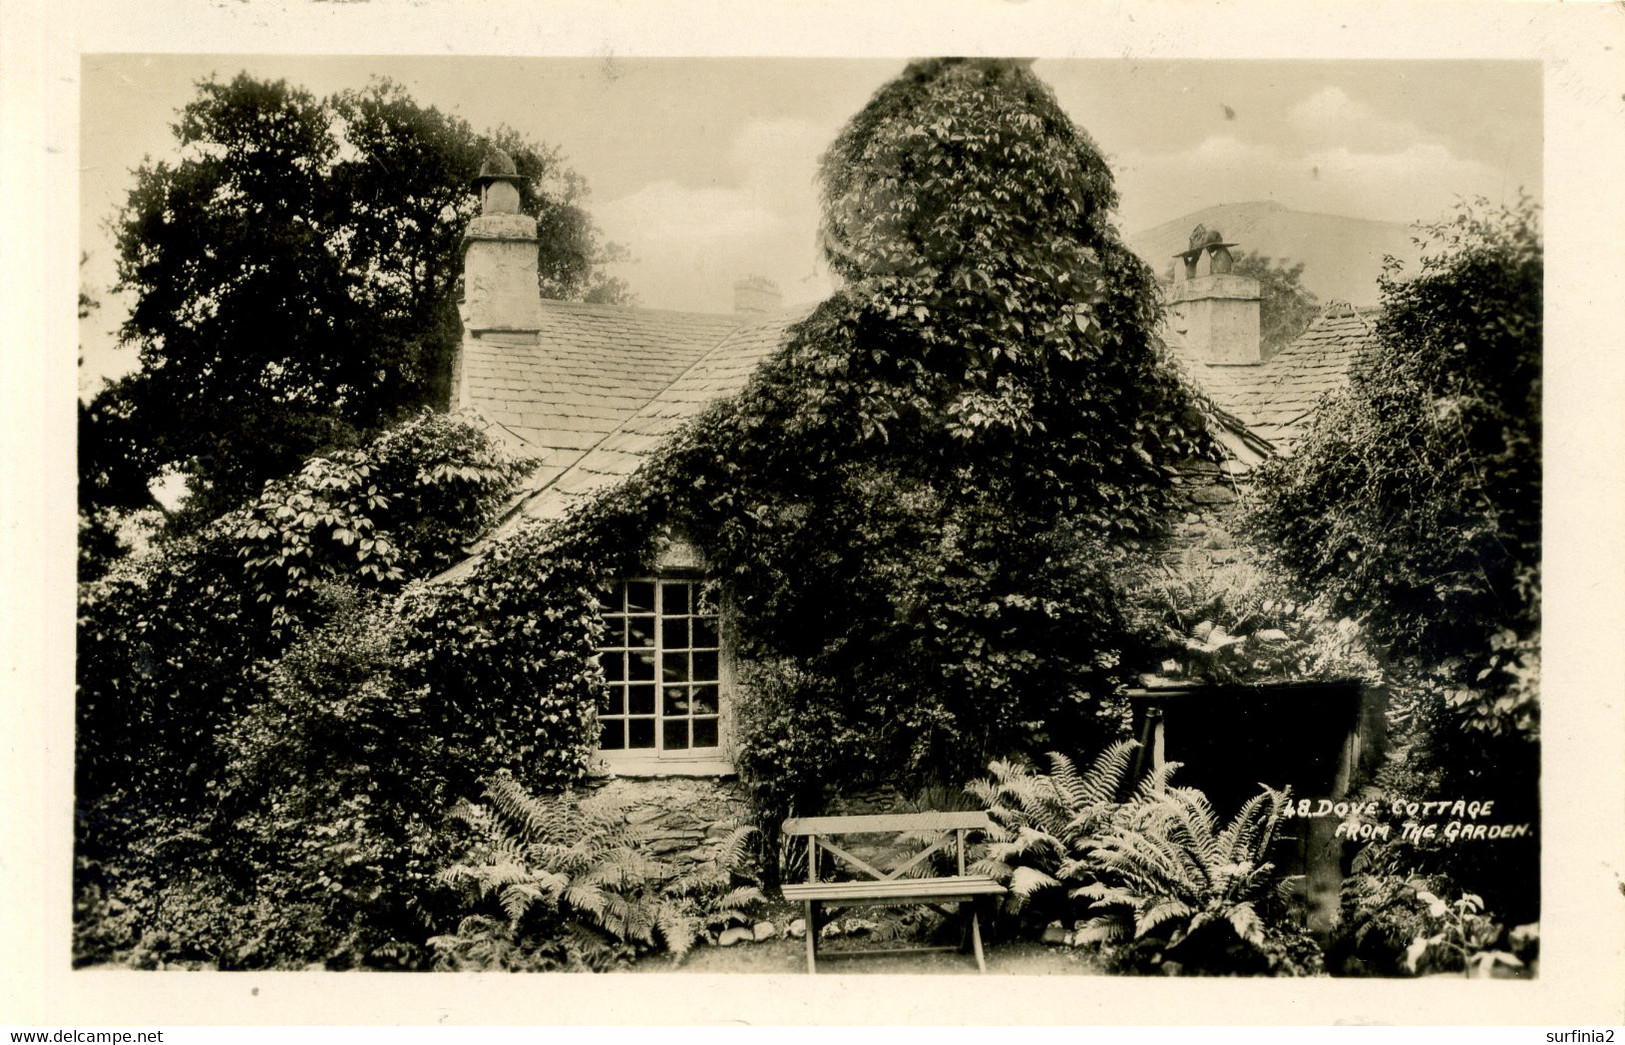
[634,936,1105,976]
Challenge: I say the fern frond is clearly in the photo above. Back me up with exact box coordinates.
[1135,897,1193,938]
[499,881,543,921]
[655,904,699,961]
[1225,902,1265,947]
[1079,739,1141,806]
[1075,914,1130,945]
[717,885,766,911]
[1009,865,1061,899]
[1132,760,1183,802]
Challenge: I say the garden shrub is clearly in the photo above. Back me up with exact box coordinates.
[74,412,537,967]
[200,518,606,968]
[77,410,532,830]
[1246,198,1541,920]
[1330,845,1533,978]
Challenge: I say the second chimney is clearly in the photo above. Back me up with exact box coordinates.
[733,276,782,315]
[1166,228,1264,365]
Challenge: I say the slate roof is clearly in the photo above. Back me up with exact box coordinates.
[451,297,1376,570]
[456,301,744,495]
[455,301,812,553]
[1169,304,1379,454]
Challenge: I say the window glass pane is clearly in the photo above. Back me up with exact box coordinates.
[601,719,625,750]
[695,582,720,617]
[692,650,719,683]
[627,616,656,648]
[691,617,718,649]
[628,684,655,716]
[628,718,655,749]
[662,582,690,615]
[603,653,624,683]
[605,687,624,716]
[602,616,626,647]
[663,686,689,715]
[626,582,655,614]
[628,651,655,681]
[662,651,689,682]
[663,719,690,750]
[663,617,689,650]
[692,718,719,748]
[692,684,719,715]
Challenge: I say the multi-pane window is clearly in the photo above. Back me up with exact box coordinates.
[598,578,722,755]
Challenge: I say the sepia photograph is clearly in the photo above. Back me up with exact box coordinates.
[5,0,1624,1031]
[72,53,1544,979]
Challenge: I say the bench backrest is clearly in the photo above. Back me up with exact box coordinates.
[781,811,995,883]
[781,812,993,836]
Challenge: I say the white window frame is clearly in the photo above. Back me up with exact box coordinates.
[594,573,734,777]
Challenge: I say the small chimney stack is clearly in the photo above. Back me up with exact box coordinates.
[461,149,542,335]
[1166,227,1264,364]
[733,276,782,315]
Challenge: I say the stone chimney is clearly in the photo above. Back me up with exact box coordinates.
[1165,226,1264,364]
[733,276,782,315]
[461,149,542,334]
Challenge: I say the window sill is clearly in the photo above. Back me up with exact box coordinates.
[594,754,736,778]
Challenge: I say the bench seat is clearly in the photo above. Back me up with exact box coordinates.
[782,875,1005,906]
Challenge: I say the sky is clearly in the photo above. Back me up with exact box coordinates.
[78,56,1542,395]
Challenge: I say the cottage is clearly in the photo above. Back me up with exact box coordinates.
[446,152,1383,792]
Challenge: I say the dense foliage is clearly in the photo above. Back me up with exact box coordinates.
[557,59,1215,825]
[1246,197,1541,917]
[969,749,1319,976]
[1124,561,1379,686]
[1229,250,1320,357]
[100,74,626,526]
[76,412,531,812]
[74,414,548,967]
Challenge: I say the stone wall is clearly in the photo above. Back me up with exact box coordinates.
[1160,457,1255,576]
[585,775,751,863]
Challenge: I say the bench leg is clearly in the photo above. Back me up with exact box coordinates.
[804,900,818,975]
[970,902,987,973]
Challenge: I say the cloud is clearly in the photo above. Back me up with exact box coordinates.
[593,115,835,312]
[1288,86,1424,154]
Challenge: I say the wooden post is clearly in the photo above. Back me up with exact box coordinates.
[805,900,818,974]
[1149,707,1167,791]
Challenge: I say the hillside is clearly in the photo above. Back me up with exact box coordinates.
[1127,201,1422,307]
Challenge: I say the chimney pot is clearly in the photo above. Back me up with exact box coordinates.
[733,276,782,315]
[1166,226,1263,364]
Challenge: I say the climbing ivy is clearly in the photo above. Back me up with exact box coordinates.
[556,60,1216,822]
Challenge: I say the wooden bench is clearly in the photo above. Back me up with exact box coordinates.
[780,811,1006,974]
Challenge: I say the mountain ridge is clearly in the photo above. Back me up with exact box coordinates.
[1126,201,1424,306]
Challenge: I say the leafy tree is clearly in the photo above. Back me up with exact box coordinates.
[561,59,1215,821]
[1229,250,1319,356]
[1246,197,1540,917]
[107,74,625,526]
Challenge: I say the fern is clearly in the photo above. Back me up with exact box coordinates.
[966,742,1152,921]
[1079,785,1296,973]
